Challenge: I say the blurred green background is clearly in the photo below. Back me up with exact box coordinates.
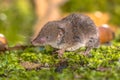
[0,0,120,45]
[0,0,35,45]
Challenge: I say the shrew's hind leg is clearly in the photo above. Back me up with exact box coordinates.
[84,37,100,55]
[84,47,92,55]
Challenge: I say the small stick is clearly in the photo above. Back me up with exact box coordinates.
[0,44,37,52]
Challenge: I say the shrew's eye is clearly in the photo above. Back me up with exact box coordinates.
[46,36,49,39]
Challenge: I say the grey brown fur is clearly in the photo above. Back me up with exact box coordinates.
[31,13,100,56]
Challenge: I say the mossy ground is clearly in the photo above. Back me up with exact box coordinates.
[0,42,120,80]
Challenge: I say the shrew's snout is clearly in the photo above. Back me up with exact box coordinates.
[31,37,46,45]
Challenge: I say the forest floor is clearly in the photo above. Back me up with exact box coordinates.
[0,41,120,80]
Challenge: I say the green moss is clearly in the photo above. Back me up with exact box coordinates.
[0,41,120,80]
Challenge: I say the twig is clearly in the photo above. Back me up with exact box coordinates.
[0,44,36,52]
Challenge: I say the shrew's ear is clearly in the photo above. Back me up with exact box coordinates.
[58,29,64,38]
[57,23,66,33]
[58,23,65,29]
[56,28,65,43]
